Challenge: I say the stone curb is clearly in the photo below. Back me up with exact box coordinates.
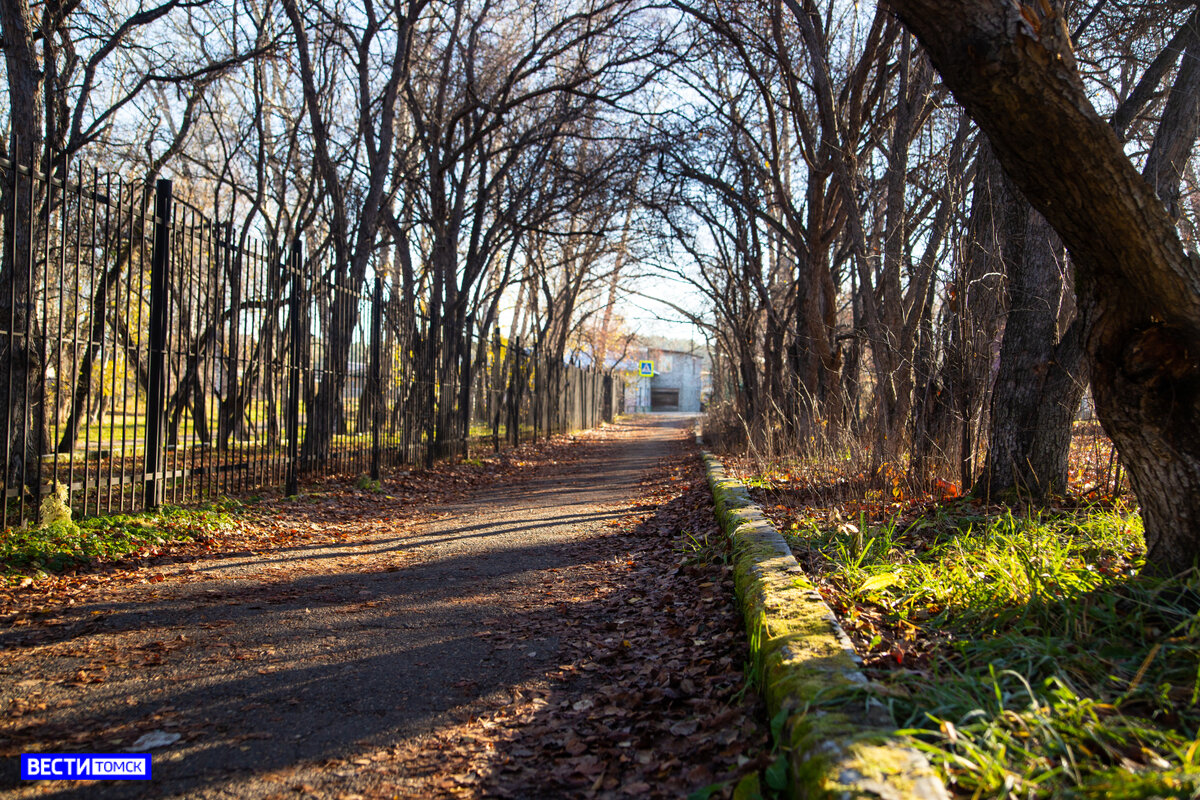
[700,449,948,800]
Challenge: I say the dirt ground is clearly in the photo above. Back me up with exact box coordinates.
[1,416,770,799]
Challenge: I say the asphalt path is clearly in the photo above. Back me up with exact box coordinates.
[0,415,696,799]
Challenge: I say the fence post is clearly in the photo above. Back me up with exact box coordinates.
[506,336,519,448]
[491,329,501,452]
[424,320,437,469]
[533,339,542,443]
[459,314,473,459]
[285,237,303,497]
[143,179,172,510]
[224,224,242,458]
[369,273,384,481]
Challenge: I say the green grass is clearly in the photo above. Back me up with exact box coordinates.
[354,474,383,492]
[1,502,238,578]
[786,504,1200,799]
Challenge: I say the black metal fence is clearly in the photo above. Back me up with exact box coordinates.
[0,148,623,527]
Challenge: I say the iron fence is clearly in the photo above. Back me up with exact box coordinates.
[0,147,623,527]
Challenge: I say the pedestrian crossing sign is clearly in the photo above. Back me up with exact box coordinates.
[638,360,654,377]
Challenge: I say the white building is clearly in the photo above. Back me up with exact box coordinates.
[626,347,705,413]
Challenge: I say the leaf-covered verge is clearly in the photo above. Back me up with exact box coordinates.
[727,436,1200,799]
[0,429,607,592]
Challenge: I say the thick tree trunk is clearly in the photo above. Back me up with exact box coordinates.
[976,204,1086,499]
[886,0,1200,575]
[0,0,47,496]
[218,244,244,451]
[0,151,46,495]
[791,235,841,442]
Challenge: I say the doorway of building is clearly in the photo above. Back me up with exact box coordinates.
[651,388,680,411]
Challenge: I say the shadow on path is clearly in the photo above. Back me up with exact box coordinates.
[0,416,734,800]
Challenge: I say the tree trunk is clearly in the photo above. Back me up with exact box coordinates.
[0,146,47,496]
[886,0,1200,575]
[58,256,127,453]
[218,240,243,451]
[301,277,361,461]
[933,144,1009,491]
[0,0,47,496]
[976,203,1086,499]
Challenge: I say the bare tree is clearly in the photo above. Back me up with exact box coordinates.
[886,0,1200,574]
[1,0,263,490]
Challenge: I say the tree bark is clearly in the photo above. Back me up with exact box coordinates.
[942,144,1008,490]
[976,203,1086,499]
[0,0,48,496]
[886,0,1200,575]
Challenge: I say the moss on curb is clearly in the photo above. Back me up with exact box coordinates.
[701,452,948,800]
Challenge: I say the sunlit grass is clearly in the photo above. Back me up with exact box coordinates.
[1,502,238,578]
[785,505,1200,799]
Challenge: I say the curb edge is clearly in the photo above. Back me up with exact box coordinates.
[697,439,948,800]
